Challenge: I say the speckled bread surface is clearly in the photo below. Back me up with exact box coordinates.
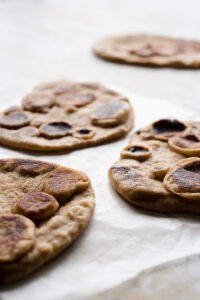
[0,158,95,284]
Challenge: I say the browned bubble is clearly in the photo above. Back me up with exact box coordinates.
[22,92,55,112]
[172,134,199,148]
[73,128,96,139]
[13,159,54,175]
[172,160,200,193]
[44,168,89,202]
[15,192,59,220]
[0,214,26,260]
[94,101,123,119]
[0,112,30,129]
[153,119,186,134]
[40,122,72,138]
[121,144,152,161]
[56,92,95,108]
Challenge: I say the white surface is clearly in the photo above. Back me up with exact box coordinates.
[0,1,200,299]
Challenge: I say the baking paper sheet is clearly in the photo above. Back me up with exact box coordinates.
[1,89,199,300]
[90,254,200,299]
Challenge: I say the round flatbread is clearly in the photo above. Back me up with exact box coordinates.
[0,80,134,151]
[0,158,95,284]
[109,119,200,214]
[93,34,200,68]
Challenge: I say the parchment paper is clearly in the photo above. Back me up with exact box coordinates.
[1,90,200,300]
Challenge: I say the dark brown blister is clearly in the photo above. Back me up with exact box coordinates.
[0,214,35,262]
[40,122,72,138]
[152,119,187,140]
[121,144,152,161]
[73,127,96,140]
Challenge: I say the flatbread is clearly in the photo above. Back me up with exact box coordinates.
[109,119,200,214]
[0,158,95,284]
[93,34,200,68]
[0,80,134,151]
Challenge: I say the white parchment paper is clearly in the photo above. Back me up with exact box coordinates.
[1,90,200,300]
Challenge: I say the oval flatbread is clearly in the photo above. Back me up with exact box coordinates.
[94,34,200,68]
[0,80,134,151]
[109,119,200,214]
[0,158,95,284]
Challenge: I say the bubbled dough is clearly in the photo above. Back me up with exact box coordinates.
[109,119,200,214]
[0,214,35,262]
[169,133,200,156]
[0,80,134,151]
[13,192,59,220]
[0,158,95,284]
[164,157,200,200]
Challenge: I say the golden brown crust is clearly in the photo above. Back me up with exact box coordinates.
[12,159,55,175]
[44,168,90,203]
[0,214,35,262]
[109,119,200,214]
[13,192,59,220]
[0,80,134,152]
[0,158,95,283]
[94,34,200,68]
